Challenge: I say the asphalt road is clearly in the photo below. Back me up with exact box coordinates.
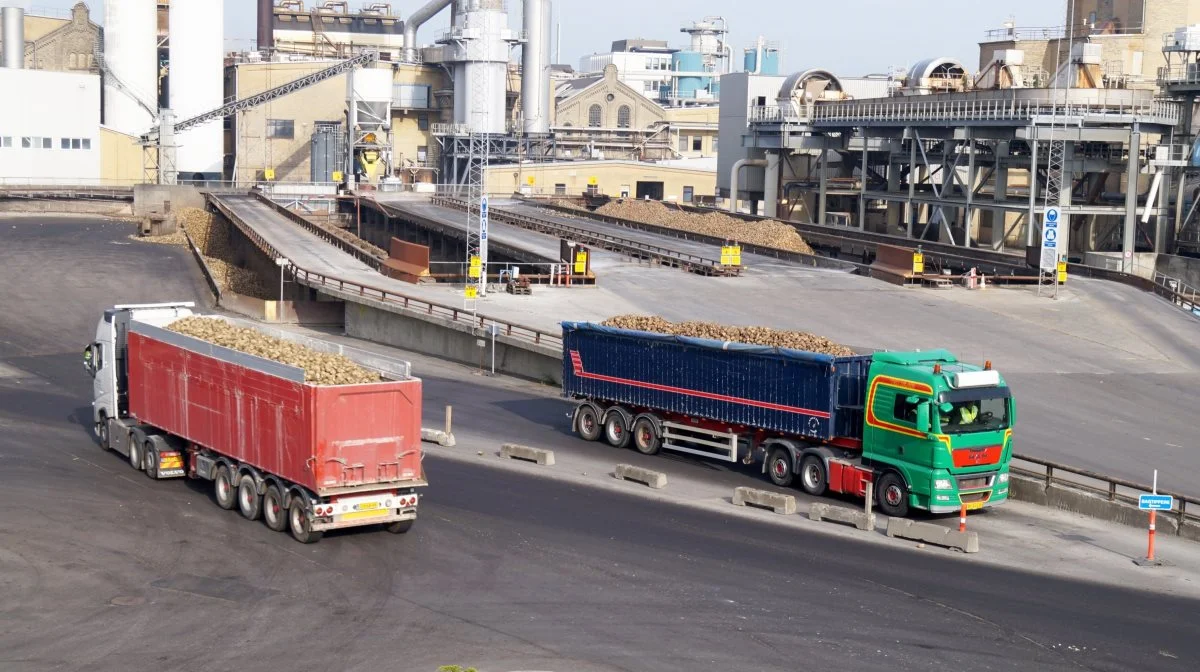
[2,217,1198,672]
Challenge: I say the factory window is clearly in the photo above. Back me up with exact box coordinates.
[417,113,430,131]
[267,119,295,140]
[21,137,32,149]
[692,136,703,152]
[588,104,602,128]
[61,138,71,149]
[617,105,631,129]
[0,137,11,148]
[555,184,567,195]
[417,146,428,162]
[678,135,687,153]
[712,136,718,152]
[42,137,52,149]
[82,138,91,150]
[683,186,694,203]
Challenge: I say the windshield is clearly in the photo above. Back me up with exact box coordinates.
[937,393,1010,435]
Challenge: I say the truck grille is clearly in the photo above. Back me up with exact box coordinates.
[959,491,991,504]
[956,473,994,491]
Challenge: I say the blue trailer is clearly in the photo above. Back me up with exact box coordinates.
[562,322,872,462]
[561,322,1018,517]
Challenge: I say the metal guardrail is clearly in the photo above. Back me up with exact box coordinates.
[1012,453,1199,535]
[433,197,742,277]
[207,193,562,351]
[1152,271,1200,319]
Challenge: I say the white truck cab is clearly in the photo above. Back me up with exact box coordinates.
[84,302,195,456]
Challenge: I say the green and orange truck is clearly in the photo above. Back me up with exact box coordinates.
[563,322,1015,517]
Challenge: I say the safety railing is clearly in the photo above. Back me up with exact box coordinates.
[1152,272,1200,319]
[208,193,562,351]
[1158,64,1200,85]
[1011,453,1199,536]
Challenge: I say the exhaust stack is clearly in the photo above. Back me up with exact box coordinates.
[2,7,25,69]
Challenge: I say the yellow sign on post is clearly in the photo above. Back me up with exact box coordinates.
[1057,260,1068,284]
[587,176,598,186]
[332,170,344,182]
[263,168,276,181]
[721,245,742,266]
[468,256,482,279]
[574,251,588,274]
[912,252,925,275]
[464,285,478,299]
[526,175,536,186]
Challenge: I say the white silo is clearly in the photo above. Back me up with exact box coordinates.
[170,0,225,180]
[443,0,520,134]
[103,0,159,137]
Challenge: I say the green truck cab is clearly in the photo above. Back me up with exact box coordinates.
[860,350,1014,516]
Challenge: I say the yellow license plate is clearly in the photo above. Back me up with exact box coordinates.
[342,508,388,521]
[356,501,380,510]
[964,501,986,511]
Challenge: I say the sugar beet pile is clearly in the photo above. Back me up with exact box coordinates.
[601,315,853,356]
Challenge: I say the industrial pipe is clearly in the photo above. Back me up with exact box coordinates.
[2,7,25,69]
[403,0,455,63]
[521,0,552,134]
[764,152,781,218]
[257,0,274,52]
[729,158,767,214]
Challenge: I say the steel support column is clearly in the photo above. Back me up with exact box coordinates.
[1027,130,1039,248]
[764,151,781,219]
[907,130,917,238]
[858,130,868,230]
[1123,128,1140,273]
[818,149,828,226]
[965,127,976,248]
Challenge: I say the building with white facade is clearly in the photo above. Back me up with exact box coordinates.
[0,68,101,183]
[579,39,678,101]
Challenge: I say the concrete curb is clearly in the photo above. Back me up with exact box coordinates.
[886,517,979,553]
[809,502,875,531]
[614,464,667,489]
[421,428,457,447]
[1009,474,1200,541]
[733,487,796,515]
[500,443,555,466]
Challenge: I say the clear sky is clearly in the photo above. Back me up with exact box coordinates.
[27,0,1065,74]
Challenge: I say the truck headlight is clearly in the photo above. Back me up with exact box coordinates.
[934,479,953,490]
[999,473,1009,483]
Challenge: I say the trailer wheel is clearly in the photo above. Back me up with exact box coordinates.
[386,519,414,534]
[766,447,794,487]
[143,443,159,479]
[576,406,602,441]
[127,440,142,471]
[876,472,910,518]
[237,475,262,521]
[289,500,323,544]
[96,413,110,451]
[262,484,288,532]
[604,412,631,449]
[799,454,828,496]
[632,417,661,456]
[213,466,237,510]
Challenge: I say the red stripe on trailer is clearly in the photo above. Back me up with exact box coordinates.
[570,350,832,420]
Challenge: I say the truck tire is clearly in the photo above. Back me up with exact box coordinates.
[386,519,414,534]
[766,447,794,488]
[127,440,142,471]
[576,405,602,441]
[213,466,237,510]
[262,484,288,532]
[237,475,262,521]
[289,500,323,544]
[143,443,159,479]
[876,471,910,518]
[604,411,631,449]
[96,413,110,451]
[632,417,661,456]
[799,454,828,496]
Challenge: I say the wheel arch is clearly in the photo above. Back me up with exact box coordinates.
[572,400,604,432]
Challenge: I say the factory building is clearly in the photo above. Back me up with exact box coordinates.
[0,68,100,183]
[0,2,100,73]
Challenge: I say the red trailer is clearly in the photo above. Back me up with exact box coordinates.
[86,304,426,544]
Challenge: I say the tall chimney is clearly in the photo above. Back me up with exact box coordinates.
[2,7,25,69]
[521,0,551,133]
[257,0,274,52]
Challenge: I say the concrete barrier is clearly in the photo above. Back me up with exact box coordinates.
[1009,474,1181,536]
[733,487,796,515]
[500,443,555,466]
[808,502,876,531]
[886,517,979,553]
[614,464,667,489]
[421,428,456,447]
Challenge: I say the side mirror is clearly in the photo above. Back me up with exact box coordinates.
[915,401,931,434]
[939,402,955,414]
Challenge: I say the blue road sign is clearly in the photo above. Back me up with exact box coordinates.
[1138,494,1174,511]
[1045,207,1059,224]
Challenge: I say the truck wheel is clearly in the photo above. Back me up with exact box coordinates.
[237,475,262,521]
[386,519,414,534]
[289,500,323,544]
[96,413,110,451]
[213,466,237,510]
[262,484,288,532]
[143,444,159,479]
[604,412,631,449]
[876,472,910,518]
[632,417,660,455]
[767,447,794,487]
[576,406,602,441]
[799,454,828,496]
[127,440,142,471]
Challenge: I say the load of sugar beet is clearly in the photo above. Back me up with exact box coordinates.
[600,315,854,357]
